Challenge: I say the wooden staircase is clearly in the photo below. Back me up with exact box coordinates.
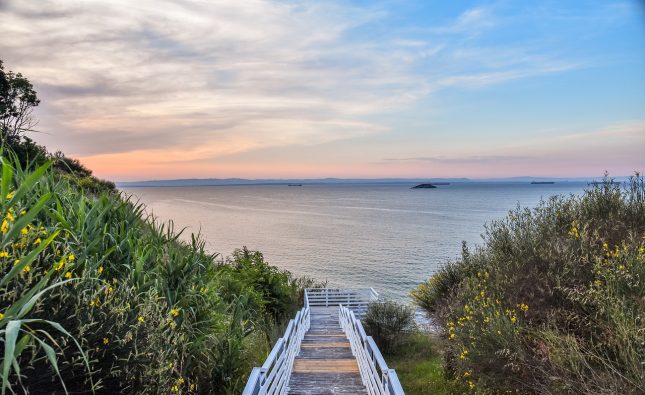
[288,307,367,394]
[242,288,405,395]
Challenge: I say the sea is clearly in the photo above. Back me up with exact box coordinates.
[121,182,588,302]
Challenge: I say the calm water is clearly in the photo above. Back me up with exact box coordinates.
[122,182,587,301]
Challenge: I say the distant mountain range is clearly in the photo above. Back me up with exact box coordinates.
[117,176,631,188]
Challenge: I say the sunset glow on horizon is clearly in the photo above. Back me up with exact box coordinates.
[1,1,644,181]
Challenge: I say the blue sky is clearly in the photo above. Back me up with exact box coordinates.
[1,0,643,180]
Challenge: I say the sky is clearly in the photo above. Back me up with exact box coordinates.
[1,0,644,181]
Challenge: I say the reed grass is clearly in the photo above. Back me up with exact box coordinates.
[0,152,308,394]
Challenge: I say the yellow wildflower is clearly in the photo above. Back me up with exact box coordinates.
[55,260,65,271]
[468,380,475,390]
[171,385,179,392]
[1,220,8,234]
[20,210,26,215]
[518,303,529,312]
[107,286,114,293]
[0,251,8,258]
[5,192,14,200]
[594,279,602,287]
[460,349,469,360]
[170,308,180,317]
[33,238,41,246]
[13,259,19,265]
[103,338,109,345]
[65,272,72,279]
[449,333,456,340]
[568,223,580,239]
[137,316,145,323]
[97,266,104,274]
[510,315,517,324]
[23,266,31,273]
[0,313,4,320]
[20,228,27,235]
[190,383,196,391]
[463,371,471,378]
[5,211,14,222]
[68,254,75,262]
[639,246,644,254]
[177,377,185,385]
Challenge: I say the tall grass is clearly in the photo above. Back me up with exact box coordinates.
[412,176,645,394]
[0,152,306,394]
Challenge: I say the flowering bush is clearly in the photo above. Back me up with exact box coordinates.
[413,175,645,394]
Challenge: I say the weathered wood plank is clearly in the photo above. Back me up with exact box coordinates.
[300,342,350,348]
[293,359,359,373]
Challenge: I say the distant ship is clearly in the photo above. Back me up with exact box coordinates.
[530,181,555,185]
[287,183,303,187]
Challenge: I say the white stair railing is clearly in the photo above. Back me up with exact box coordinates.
[242,305,310,395]
[304,288,378,317]
[339,305,405,395]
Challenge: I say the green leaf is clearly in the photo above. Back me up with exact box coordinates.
[0,159,12,205]
[6,161,51,208]
[2,320,21,395]
[1,192,53,250]
[17,278,74,318]
[0,229,59,288]
[33,337,68,394]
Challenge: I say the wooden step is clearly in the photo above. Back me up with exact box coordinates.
[292,359,359,373]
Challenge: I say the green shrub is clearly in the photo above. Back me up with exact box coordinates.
[412,175,645,394]
[0,153,304,394]
[362,300,415,354]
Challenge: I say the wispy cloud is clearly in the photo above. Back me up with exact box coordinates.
[0,1,638,180]
[1,1,405,157]
[431,6,497,35]
[383,155,528,164]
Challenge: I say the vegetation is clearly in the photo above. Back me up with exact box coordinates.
[362,300,415,354]
[362,300,451,394]
[412,176,645,394]
[0,151,311,394]
[386,333,453,395]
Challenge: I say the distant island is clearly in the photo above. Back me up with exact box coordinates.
[412,183,437,189]
[530,181,555,184]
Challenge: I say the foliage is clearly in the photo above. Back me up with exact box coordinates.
[0,60,114,194]
[385,332,454,395]
[412,175,645,394]
[0,60,40,143]
[0,153,303,394]
[362,300,415,354]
